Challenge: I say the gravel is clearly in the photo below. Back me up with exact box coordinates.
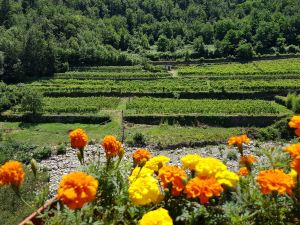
[40,141,291,196]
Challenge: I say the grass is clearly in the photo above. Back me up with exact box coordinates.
[1,122,246,148]
[0,121,122,146]
[125,124,246,147]
[0,168,49,225]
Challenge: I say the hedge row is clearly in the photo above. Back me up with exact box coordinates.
[0,114,111,124]
[43,91,291,100]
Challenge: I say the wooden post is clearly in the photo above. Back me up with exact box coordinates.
[121,110,125,143]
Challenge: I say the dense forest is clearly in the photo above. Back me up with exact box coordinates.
[0,0,300,81]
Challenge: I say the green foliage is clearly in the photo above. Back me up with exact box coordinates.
[41,97,120,114]
[286,93,296,109]
[126,98,290,115]
[132,132,146,147]
[20,88,43,115]
[56,143,67,155]
[0,168,49,225]
[32,146,52,160]
[0,140,52,164]
[236,41,254,60]
[285,93,300,113]
[157,35,170,52]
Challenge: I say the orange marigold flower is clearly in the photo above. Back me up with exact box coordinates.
[284,143,300,158]
[102,135,123,158]
[256,169,294,195]
[0,160,25,187]
[289,115,300,136]
[228,134,250,146]
[58,171,98,209]
[133,149,151,166]
[185,177,223,204]
[291,156,300,174]
[240,155,257,165]
[158,166,187,197]
[69,128,88,150]
[239,167,249,176]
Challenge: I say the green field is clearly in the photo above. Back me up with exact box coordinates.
[1,59,299,148]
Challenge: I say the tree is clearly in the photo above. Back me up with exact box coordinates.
[157,35,169,52]
[0,51,4,78]
[21,88,43,115]
[0,0,10,26]
[236,41,254,60]
[22,28,55,77]
[255,21,280,53]
[193,37,206,57]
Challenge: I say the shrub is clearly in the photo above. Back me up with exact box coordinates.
[21,88,43,115]
[292,95,300,113]
[132,132,146,147]
[32,146,52,160]
[286,93,296,109]
[56,144,67,155]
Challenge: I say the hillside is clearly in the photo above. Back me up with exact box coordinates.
[1,0,300,82]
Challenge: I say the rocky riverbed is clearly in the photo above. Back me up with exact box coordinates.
[40,141,292,196]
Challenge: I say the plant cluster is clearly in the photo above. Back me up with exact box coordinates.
[2,116,300,224]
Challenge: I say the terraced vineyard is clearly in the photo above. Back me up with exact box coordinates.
[178,58,300,78]
[125,98,290,115]
[29,78,300,96]
[1,58,299,147]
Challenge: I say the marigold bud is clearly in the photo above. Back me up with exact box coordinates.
[30,159,38,178]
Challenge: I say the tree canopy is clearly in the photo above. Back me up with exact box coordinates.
[0,0,299,81]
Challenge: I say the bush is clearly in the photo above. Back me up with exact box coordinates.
[56,144,67,155]
[32,146,52,160]
[292,95,300,113]
[21,88,43,115]
[286,93,296,109]
[132,132,146,147]
[0,141,37,164]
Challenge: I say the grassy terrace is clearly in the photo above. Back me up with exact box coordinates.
[54,71,171,79]
[0,122,245,148]
[125,98,291,115]
[178,58,300,76]
[28,78,300,95]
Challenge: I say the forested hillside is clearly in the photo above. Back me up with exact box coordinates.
[0,0,300,81]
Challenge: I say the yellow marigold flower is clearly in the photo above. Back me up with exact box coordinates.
[180,154,202,171]
[291,156,300,174]
[0,160,25,187]
[102,135,123,159]
[144,156,170,172]
[284,143,300,158]
[215,170,239,188]
[228,134,250,146]
[133,149,152,166]
[158,166,187,197]
[195,157,227,177]
[289,169,298,182]
[239,167,249,176]
[58,171,98,209]
[289,115,300,136]
[185,177,223,204]
[256,169,294,195]
[239,155,257,166]
[139,208,173,225]
[69,128,88,150]
[128,167,154,183]
[128,176,162,205]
